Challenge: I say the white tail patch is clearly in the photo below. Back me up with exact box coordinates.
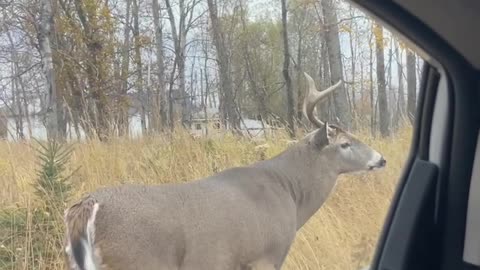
[65,202,100,270]
[84,203,99,270]
[86,203,99,250]
[81,238,97,270]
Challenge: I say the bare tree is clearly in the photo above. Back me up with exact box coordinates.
[311,1,331,121]
[73,0,113,140]
[152,0,168,131]
[117,0,132,136]
[38,0,60,140]
[407,49,417,124]
[132,0,147,134]
[235,3,268,129]
[165,0,200,128]
[290,2,307,122]
[206,0,240,130]
[374,23,389,137]
[4,26,33,138]
[132,0,146,133]
[321,0,350,129]
[394,41,406,125]
[348,6,357,123]
[280,0,295,137]
[369,22,375,135]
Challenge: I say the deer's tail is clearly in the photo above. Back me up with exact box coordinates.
[64,195,100,270]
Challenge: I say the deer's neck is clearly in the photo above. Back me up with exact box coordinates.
[253,147,339,230]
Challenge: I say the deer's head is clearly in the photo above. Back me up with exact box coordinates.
[301,72,386,174]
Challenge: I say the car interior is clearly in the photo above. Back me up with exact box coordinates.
[346,0,480,269]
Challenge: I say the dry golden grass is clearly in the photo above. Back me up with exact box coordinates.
[0,126,412,270]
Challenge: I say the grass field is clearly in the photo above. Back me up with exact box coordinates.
[0,127,413,270]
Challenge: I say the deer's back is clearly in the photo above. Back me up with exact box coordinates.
[83,169,297,269]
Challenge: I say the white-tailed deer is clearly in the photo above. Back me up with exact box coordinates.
[64,72,386,270]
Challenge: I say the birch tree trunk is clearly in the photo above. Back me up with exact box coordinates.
[38,0,60,140]
[118,0,131,136]
[132,0,147,134]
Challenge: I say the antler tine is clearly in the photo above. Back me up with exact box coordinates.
[302,72,342,128]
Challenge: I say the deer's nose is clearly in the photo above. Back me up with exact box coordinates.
[378,157,387,167]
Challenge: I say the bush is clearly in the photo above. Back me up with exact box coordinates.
[0,140,77,270]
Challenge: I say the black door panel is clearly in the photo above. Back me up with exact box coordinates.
[378,159,439,270]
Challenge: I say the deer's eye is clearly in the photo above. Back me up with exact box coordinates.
[340,142,351,149]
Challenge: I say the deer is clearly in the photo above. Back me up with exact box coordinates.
[63,72,386,270]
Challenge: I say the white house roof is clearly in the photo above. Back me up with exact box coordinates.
[240,119,270,130]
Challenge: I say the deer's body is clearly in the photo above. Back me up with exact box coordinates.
[64,73,386,270]
[72,173,296,270]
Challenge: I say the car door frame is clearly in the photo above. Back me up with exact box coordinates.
[346,0,480,269]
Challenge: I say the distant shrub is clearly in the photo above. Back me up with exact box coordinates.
[0,140,77,269]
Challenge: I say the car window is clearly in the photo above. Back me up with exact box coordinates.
[0,0,425,269]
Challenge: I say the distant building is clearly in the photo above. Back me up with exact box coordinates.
[188,107,225,138]
[187,107,277,140]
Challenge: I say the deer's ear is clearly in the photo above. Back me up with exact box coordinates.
[327,123,338,140]
[312,122,330,148]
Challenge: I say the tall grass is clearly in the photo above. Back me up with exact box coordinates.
[0,127,412,270]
